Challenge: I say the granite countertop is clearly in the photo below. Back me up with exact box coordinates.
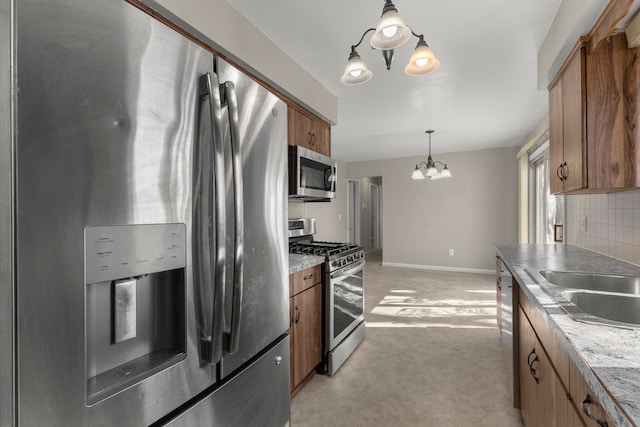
[289,253,325,275]
[495,243,640,427]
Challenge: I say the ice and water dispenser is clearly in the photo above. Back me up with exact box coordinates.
[84,224,187,405]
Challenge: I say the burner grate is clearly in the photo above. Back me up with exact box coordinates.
[289,240,359,258]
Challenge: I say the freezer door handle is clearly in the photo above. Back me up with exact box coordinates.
[197,72,227,364]
[223,81,244,355]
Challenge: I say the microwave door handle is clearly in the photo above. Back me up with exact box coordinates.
[198,72,227,365]
[223,81,244,355]
[325,166,336,193]
[331,166,337,193]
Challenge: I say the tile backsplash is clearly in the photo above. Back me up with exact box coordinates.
[566,190,640,266]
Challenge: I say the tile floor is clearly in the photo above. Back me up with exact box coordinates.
[290,250,523,427]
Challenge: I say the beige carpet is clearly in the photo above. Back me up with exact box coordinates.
[290,249,523,427]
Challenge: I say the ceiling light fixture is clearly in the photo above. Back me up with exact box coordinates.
[411,130,452,181]
[340,0,440,85]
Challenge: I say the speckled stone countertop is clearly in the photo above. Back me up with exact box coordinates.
[495,243,640,427]
[289,253,325,275]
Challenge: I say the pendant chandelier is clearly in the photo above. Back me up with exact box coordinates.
[341,0,440,85]
[411,130,452,180]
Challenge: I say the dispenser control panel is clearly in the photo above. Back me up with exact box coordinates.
[85,223,186,284]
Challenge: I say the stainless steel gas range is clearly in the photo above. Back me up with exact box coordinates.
[288,218,366,375]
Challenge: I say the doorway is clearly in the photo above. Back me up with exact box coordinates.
[370,183,381,249]
[348,179,360,245]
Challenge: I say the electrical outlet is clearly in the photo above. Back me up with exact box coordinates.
[449,249,454,256]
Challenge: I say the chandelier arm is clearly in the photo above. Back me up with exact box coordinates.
[432,160,447,167]
[408,28,422,39]
[352,28,376,49]
[415,161,429,169]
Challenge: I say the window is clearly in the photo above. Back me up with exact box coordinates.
[528,140,564,243]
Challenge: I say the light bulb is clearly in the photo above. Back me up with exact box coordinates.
[382,25,398,38]
[416,58,429,67]
[350,69,362,77]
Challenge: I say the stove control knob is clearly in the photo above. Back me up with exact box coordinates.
[347,256,353,263]
[332,261,338,268]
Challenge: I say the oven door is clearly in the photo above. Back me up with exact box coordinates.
[327,259,365,351]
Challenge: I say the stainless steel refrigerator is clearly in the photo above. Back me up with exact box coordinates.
[0,0,290,425]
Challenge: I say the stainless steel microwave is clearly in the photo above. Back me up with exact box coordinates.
[288,145,337,201]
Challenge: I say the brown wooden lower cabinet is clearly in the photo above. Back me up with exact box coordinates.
[289,267,323,396]
[570,362,615,427]
[518,288,621,426]
[518,306,584,427]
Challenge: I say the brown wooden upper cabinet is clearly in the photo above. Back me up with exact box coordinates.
[549,43,587,194]
[288,106,331,157]
[586,33,640,190]
[549,32,640,194]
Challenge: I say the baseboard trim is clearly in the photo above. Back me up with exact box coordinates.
[381,262,494,275]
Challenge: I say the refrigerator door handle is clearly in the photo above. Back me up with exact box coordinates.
[223,81,244,355]
[198,72,227,364]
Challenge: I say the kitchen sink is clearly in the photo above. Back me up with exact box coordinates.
[540,270,640,295]
[562,290,640,326]
[529,270,640,328]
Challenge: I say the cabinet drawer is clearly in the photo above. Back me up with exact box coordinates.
[289,265,322,296]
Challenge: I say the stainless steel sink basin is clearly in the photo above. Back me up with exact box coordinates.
[563,290,640,326]
[540,270,640,295]
[529,270,640,328]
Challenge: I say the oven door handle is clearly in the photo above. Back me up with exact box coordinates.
[330,259,366,279]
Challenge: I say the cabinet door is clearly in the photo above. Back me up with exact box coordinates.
[562,46,587,192]
[519,306,539,427]
[288,108,312,151]
[570,362,615,427]
[519,306,574,427]
[587,33,640,190]
[549,81,564,195]
[289,296,295,390]
[312,119,331,157]
[291,284,322,389]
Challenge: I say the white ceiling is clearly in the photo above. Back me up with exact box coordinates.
[225,0,563,162]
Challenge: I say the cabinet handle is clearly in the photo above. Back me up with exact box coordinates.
[295,306,300,323]
[582,394,608,427]
[561,161,568,180]
[303,274,313,281]
[307,131,316,146]
[556,164,565,181]
[527,348,540,384]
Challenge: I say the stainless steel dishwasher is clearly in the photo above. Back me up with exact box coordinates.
[500,261,520,408]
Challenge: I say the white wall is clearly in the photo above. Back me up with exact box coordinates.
[347,147,519,271]
[144,0,337,124]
